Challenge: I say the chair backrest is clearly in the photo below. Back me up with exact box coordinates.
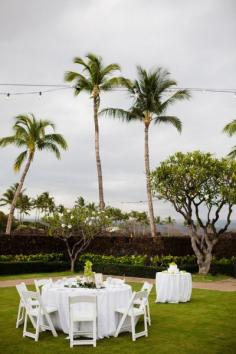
[69,295,97,318]
[94,273,103,288]
[16,282,28,298]
[34,278,52,293]
[133,290,148,310]
[141,281,153,296]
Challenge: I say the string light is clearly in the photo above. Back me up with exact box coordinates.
[0,83,236,97]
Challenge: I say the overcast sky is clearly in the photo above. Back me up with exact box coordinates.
[0,0,235,220]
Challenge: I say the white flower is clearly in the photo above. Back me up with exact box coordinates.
[61,224,66,228]
[68,224,72,229]
[67,209,70,213]
[71,215,74,219]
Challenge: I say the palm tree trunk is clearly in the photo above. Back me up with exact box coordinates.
[144,124,156,237]
[5,152,33,235]
[93,95,105,210]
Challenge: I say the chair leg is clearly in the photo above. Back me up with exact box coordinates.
[115,313,127,337]
[93,319,97,347]
[69,319,74,348]
[16,303,24,328]
[35,313,41,341]
[147,302,151,326]
[23,312,28,337]
[144,310,148,337]
[44,312,58,337]
[131,316,136,341]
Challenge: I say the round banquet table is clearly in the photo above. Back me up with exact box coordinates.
[41,280,132,339]
[156,272,192,303]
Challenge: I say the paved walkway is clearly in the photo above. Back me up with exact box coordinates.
[0,275,236,292]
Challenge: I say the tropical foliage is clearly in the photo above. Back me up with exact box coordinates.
[43,205,111,271]
[223,119,236,158]
[65,53,130,209]
[0,114,68,234]
[101,66,190,237]
[151,151,236,274]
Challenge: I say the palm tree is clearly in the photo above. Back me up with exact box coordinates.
[65,53,130,209]
[0,183,27,220]
[0,114,68,234]
[0,183,23,209]
[17,194,32,223]
[101,66,190,237]
[223,119,236,158]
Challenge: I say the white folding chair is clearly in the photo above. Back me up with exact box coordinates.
[34,278,52,293]
[134,281,153,325]
[68,294,97,348]
[21,290,58,341]
[115,290,148,341]
[94,273,103,288]
[15,282,39,328]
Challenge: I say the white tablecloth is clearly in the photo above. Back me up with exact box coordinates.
[41,280,132,338]
[156,272,192,303]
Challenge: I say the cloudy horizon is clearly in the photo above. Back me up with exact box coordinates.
[0,0,236,221]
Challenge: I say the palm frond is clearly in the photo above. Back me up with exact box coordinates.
[100,63,121,77]
[38,142,61,159]
[64,71,80,82]
[159,90,191,113]
[0,135,16,147]
[73,56,90,71]
[100,108,140,122]
[14,150,28,171]
[223,119,236,136]
[154,115,182,132]
[42,133,68,150]
[228,146,236,158]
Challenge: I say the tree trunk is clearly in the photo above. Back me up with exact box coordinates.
[190,232,213,275]
[70,258,75,272]
[144,124,156,237]
[5,152,33,235]
[93,94,105,210]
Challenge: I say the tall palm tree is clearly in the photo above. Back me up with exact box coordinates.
[65,53,130,209]
[101,66,190,237]
[223,119,236,158]
[0,114,68,234]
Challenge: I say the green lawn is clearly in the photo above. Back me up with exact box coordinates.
[0,271,230,282]
[0,283,235,354]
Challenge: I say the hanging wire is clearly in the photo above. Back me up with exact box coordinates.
[0,83,236,97]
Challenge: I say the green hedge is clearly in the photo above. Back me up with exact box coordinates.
[1,260,234,277]
[0,261,70,275]
[0,253,64,262]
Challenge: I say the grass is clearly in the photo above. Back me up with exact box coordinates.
[0,282,236,354]
[0,272,231,282]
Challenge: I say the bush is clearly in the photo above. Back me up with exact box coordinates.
[0,261,71,275]
[0,253,64,262]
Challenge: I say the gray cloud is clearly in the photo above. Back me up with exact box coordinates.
[0,0,235,220]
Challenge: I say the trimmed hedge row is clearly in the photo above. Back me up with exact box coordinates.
[0,261,70,275]
[0,261,234,277]
[1,233,236,257]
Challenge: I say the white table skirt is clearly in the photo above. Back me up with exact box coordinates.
[156,272,192,303]
[42,281,132,339]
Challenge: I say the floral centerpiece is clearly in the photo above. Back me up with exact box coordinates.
[84,260,94,282]
[167,262,179,274]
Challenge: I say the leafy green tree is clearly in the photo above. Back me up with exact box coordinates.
[44,206,111,272]
[0,114,68,234]
[65,53,130,210]
[223,119,236,158]
[101,66,190,237]
[151,151,236,274]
